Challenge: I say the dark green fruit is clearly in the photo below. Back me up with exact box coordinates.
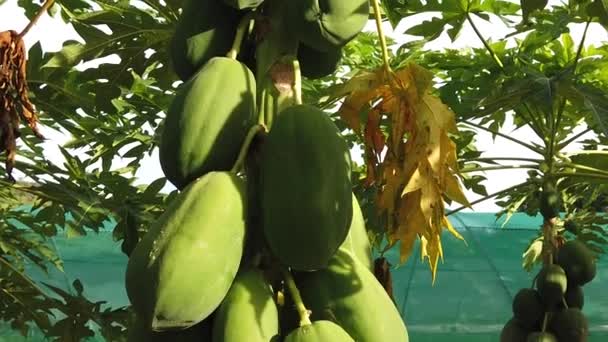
[539,187,560,219]
[535,264,567,307]
[260,104,353,271]
[561,285,584,309]
[526,331,557,342]
[512,288,544,330]
[501,318,530,342]
[548,308,588,342]
[286,0,370,52]
[297,43,342,79]
[169,0,241,80]
[563,220,580,234]
[556,239,597,286]
[159,57,256,190]
[284,321,354,342]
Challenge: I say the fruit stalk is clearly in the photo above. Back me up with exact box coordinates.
[370,0,391,74]
[227,11,256,59]
[282,268,312,327]
[292,58,302,105]
[231,124,266,173]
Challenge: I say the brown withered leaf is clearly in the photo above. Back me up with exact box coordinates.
[373,257,394,302]
[335,64,471,283]
[0,29,44,181]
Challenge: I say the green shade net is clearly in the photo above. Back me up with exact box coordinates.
[2,212,607,341]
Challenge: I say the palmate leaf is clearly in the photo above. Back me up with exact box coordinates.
[332,63,471,283]
[568,83,608,136]
[388,0,518,42]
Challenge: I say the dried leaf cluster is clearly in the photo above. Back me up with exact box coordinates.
[0,30,43,182]
[335,63,471,282]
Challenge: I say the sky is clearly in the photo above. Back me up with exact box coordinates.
[0,0,607,212]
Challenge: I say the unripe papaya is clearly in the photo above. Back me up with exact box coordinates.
[501,318,530,342]
[539,182,560,219]
[294,249,409,342]
[169,0,241,81]
[297,42,342,79]
[548,308,588,342]
[286,0,369,52]
[535,264,567,308]
[128,317,212,342]
[125,172,247,331]
[526,331,557,342]
[260,104,353,271]
[159,57,256,190]
[512,288,544,330]
[340,193,372,271]
[284,321,354,342]
[212,268,280,342]
[556,239,597,286]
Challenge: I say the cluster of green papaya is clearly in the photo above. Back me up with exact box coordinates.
[125,1,409,341]
[501,239,597,342]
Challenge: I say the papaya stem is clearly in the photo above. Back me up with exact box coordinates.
[282,268,311,326]
[231,124,266,174]
[542,217,557,266]
[227,12,255,60]
[293,58,303,105]
[541,311,549,332]
[370,0,391,74]
[18,0,55,39]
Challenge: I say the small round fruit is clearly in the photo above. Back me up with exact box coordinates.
[539,188,560,219]
[512,288,544,330]
[556,240,597,286]
[526,331,558,342]
[561,285,584,310]
[535,264,567,307]
[548,308,588,342]
[501,318,530,342]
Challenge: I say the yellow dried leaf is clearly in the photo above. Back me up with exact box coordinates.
[335,62,471,283]
[442,216,465,242]
[444,170,471,207]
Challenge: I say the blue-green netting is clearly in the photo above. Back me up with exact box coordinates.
[1,212,607,341]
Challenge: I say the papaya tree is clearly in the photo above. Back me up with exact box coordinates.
[0,0,606,341]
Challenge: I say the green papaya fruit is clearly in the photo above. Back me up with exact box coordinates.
[128,317,212,342]
[222,0,264,9]
[297,42,342,79]
[169,0,241,81]
[159,57,256,190]
[539,182,560,219]
[284,321,354,342]
[526,331,557,342]
[125,172,247,331]
[548,308,588,342]
[212,268,280,342]
[286,0,369,52]
[260,104,353,271]
[556,239,597,286]
[340,193,372,271]
[512,288,544,330]
[500,318,530,342]
[561,285,584,309]
[294,249,409,342]
[535,264,567,308]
